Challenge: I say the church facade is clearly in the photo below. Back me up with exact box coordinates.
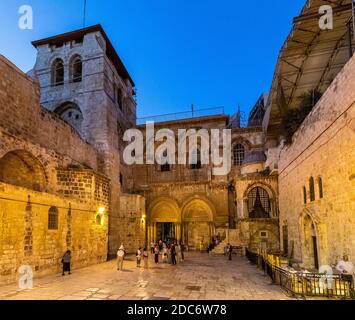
[1,0,355,284]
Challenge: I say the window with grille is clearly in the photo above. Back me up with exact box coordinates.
[248,187,270,214]
[309,177,315,202]
[52,59,64,86]
[48,207,58,230]
[233,144,245,166]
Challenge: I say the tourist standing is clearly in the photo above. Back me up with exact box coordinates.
[162,245,168,263]
[136,247,142,268]
[143,247,149,269]
[154,245,159,264]
[171,244,177,265]
[117,244,126,271]
[228,243,233,261]
[61,250,71,276]
[150,241,155,254]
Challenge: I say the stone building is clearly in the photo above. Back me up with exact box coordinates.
[2,0,354,284]
[0,23,281,284]
[0,56,108,284]
[31,25,142,257]
[264,0,355,269]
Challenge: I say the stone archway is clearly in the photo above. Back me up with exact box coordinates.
[0,150,47,192]
[181,197,215,250]
[54,102,84,137]
[147,197,181,243]
[301,213,320,270]
[243,182,278,218]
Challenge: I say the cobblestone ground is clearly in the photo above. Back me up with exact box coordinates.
[0,253,292,300]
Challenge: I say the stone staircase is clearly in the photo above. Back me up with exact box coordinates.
[211,239,229,255]
[211,229,242,255]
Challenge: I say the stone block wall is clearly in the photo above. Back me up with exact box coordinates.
[0,183,108,285]
[115,194,146,254]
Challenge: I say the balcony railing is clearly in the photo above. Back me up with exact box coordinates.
[137,107,225,125]
[246,249,354,300]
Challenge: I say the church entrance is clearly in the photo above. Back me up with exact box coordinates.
[156,222,176,242]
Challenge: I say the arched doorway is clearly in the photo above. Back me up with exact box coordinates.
[148,198,181,243]
[182,198,214,250]
[0,150,46,192]
[302,214,319,270]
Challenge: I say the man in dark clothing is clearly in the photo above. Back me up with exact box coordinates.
[228,244,233,261]
[171,244,177,265]
[62,250,71,276]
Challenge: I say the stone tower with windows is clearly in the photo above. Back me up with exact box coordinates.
[32,25,137,257]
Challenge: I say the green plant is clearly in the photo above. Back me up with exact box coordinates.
[281,90,322,144]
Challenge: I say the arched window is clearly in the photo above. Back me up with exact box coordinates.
[303,186,307,204]
[191,148,201,170]
[233,144,245,166]
[48,207,59,230]
[309,177,315,202]
[70,55,82,83]
[52,58,64,86]
[318,178,323,199]
[248,187,270,218]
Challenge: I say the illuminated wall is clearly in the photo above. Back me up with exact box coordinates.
[278,54,355,268]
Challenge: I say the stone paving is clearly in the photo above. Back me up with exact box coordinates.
[0,253,292,300]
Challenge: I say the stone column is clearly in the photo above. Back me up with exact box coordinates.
[176,223,181,243]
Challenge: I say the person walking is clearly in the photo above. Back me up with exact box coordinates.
[61,250,71,276]
[150,241,155,254]
[143,247,149,269]
[136,247,142,268]
[154,245,159,264]
[228,243,233,261]
[171,244,177,265]
[117,244,126,271]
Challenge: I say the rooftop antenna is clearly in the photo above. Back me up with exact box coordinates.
[83,0,87,28]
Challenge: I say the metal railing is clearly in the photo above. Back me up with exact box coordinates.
[137,107,225,125]
[245,249,354,300]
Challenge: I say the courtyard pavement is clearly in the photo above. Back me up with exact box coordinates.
[0,253,292,300]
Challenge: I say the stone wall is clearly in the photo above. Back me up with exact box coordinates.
[0,183,108,285]
[278,54,355,268]
[0,55,109,284]
[116,194,146,254]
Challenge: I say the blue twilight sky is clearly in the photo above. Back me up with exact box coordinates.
[0,0,305,118]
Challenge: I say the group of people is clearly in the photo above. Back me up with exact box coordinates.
[115,240,186,271]
[150,240,185,265]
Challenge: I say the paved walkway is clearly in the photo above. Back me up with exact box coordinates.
[0,253,291,300]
